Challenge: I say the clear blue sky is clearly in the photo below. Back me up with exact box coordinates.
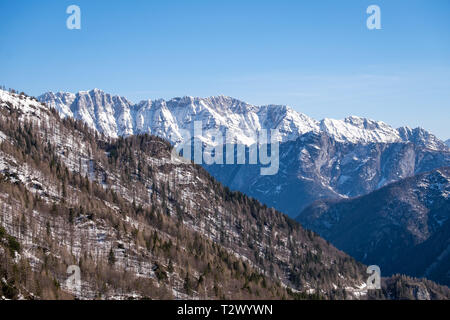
[1,0,449,139]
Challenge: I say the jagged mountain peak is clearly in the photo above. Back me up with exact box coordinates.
[36,91,76,119]
[78,87,102,94]
[344,115,390,128]
[398,126,448,151]
[76,88,132,104]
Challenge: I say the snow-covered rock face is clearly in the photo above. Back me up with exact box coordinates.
[38,91,76,118]
[445,139,450,148]
[38,88,447,149]
[73,89,134,138]
[40,90,322,146]
[39,89,134,138]
[398,126,449,151]
[320,116,401,144]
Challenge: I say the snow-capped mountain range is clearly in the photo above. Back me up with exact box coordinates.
[38,89,449,150]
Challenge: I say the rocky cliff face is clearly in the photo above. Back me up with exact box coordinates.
[39,89,447,149]
[206,131,450,217]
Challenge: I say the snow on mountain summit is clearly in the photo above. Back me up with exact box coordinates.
[39,89,321,146]
[36,89,446,149]
[39,89,134,138]
[38,91,76,118]
[319,116,402,144]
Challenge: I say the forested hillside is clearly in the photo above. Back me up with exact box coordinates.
[1,89,449,300]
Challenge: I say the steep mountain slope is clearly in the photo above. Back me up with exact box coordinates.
[296,167,450,286]
[446,139,450,148]
[2,89,450,299]
[206,131,450,217]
